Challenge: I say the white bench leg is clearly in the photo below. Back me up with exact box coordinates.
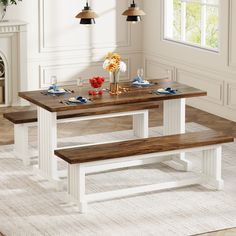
[163,99,192,171]
[14,124,30,166]
[202,146,224,190]
[68,164,87,213]
[133,111,148,138]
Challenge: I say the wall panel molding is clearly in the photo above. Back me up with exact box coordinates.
[39,58,131,88]
[144,58,175,80]
[226,82,236,110]
[176,69,224,106]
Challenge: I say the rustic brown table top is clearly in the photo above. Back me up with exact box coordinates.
[19,79,207,112]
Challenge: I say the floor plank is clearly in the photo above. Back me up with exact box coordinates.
[195,227,236,236]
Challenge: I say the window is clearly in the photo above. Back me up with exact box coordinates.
[164,0,220,51]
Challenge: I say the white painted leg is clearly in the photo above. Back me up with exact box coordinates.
[68,164,87,213]
[202,146,224,190]
[37,107,58,180]
[133,111,149,138]
[163,99,192,171]
[14,124,30,166]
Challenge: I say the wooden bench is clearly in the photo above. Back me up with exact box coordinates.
[55,130,234,213]
[4,102,159,166]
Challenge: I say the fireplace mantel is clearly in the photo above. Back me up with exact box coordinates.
[0,20,27,106]
[0,20,27,33]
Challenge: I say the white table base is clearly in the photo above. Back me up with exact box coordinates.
[38,107,58,180]
[163,98,192,171]
[37,107,149,181]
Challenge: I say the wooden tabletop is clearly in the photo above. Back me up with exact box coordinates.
[19,79,207,112]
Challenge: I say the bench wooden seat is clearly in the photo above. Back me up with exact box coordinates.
[4,102,159,166]
[3,102,159,124]
[54,130,234,213]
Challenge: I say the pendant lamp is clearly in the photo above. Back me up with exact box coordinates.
[75,0,98,25]
[122,0,146,23]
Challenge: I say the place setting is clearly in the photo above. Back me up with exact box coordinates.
[152,87,179,95]
[41,76,75,97]
[132,68,154,87]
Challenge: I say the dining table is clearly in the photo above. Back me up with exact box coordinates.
[19,78,207,181]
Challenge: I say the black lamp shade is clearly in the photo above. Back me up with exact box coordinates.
[80,18,95,24]
[126,15,141,22]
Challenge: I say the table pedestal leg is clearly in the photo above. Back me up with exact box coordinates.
[38,107,58,180]
[133,111,149,138]
[163,99,192,171]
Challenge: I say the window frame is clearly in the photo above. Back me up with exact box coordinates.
[163,0,221,53]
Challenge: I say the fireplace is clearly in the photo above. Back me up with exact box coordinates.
[0,21,27,106]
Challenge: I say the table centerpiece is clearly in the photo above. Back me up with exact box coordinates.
[103,52,127,95]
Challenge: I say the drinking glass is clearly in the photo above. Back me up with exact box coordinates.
[50,76,57,90]
[50,76,57,85]
[77,77,84,87]
[137,68,144,79]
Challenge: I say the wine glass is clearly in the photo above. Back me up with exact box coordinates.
[137,68,144,82]
[77,77,84,88]
[51,75,57,85]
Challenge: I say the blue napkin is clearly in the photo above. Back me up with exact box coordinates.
[48,85,58,91]
[132,76,153,86]
[154,87,177,94]
[133,76,144,84]
[67,96,88,104]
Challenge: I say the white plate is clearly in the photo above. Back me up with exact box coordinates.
[48,89,66,94]
[132,82,152,86]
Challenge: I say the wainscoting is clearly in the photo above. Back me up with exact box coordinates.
[144,55,236,122]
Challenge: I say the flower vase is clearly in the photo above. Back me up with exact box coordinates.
[109,71,120,95]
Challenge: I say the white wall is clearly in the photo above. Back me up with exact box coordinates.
[5,0,143,90]
[143,0,236,122]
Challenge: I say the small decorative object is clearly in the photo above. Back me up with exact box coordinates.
[103,52,127,95]
[75,0,98,25]
[122,0,146,23]
[0,0,22,22]
[89,76,105,95]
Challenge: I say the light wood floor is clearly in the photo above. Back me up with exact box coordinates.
[194,227,236,236]
[0,104,235,236]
